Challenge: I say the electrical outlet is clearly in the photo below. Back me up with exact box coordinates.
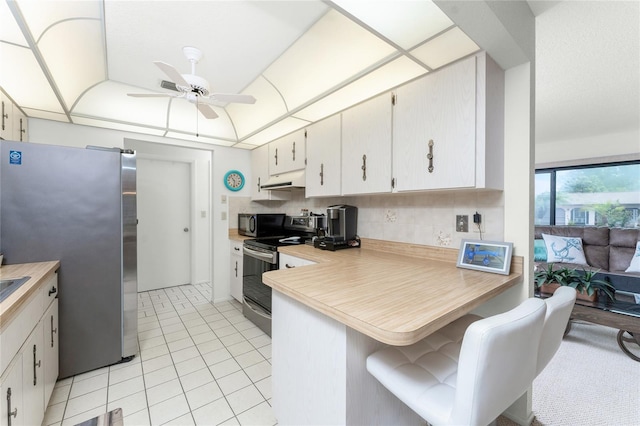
[456,215,469,232]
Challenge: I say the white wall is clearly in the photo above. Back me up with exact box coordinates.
[28,118,252,302]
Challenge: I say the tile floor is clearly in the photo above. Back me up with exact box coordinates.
[42,283,277,426]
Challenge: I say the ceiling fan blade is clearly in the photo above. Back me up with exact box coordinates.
[209,93,256,104]
[153,61,190,88]
[127,93,174,98]
[196,103,219,119]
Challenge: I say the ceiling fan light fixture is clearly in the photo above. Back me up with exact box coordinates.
[180,74,210,96]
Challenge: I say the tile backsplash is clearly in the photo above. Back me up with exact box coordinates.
[228,190,504,248]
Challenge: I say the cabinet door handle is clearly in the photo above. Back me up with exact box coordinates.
[234,246,240,251]
[285,264,295,268]
[275,148,278,166]
[427,139,434,173]
[361,155,367,181]
[20,118,25,141]
[292,141,296,161]
[1,101,7,131]
[320,163,324,186]
[51,314,57,347]
[234,260,238,277]
[7,387,18,426]
[49,286,57,296]
[33,344,41,385]
[257,177,261,193]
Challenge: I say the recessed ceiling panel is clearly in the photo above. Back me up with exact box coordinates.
[241,117,310,147]
[16,0,102,41]
[0,0,27,45]
[226,76,289,139]
[293,56,427,122]
[263,9,397,111]
[73,81,169,128]
[410,27,480,70]
[38,19,106,108]
[22,109,68,122]
[165,131,235,147]
[332,0,453,50]
[0,42,64,112]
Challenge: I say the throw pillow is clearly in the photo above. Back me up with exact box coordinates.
[541,233,588,266]
[534,239,547,262]
[625,241,640,273]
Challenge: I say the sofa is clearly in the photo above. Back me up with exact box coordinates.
[534,226,640,278]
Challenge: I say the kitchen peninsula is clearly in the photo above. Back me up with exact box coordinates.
[263,239,522,425]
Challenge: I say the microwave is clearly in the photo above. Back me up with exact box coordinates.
[238,213,286,237]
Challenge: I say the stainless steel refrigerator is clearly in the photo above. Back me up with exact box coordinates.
[0,140,137,378]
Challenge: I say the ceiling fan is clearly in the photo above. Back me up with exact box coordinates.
[127,46,256,119]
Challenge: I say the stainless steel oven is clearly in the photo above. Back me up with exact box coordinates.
[242,243,278,336]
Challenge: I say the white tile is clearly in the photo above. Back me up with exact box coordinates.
[192,398,235,426]
[209,358,242,379]
[249,334,272,349]
[49,383,71,406]
[138,321,161,332]
[240,327,266,340]
[236,401,277,426]
[179,367,214,392]
[202,312,224,323]
[163,329,190,343]
[196,339,224,355]
[109,362,143,385]
[107,390,147,418]
[108,375,145,403]
[142,353,174,374]
[255,376,272,400]
[144,365,178,388]
[175,355,207,377]
[170,346,201,364]
[64,387,108,419]
[219,417,241,426]
[233,320,257,332]
[185,381,224,410]
[187,324,212,336]
[157,311,179,320]
[167,337,194,352]
[258,344,272,360]
[149,394,190,425]
[110,356,141,371]
[202,347,232,366]
[69,372,108,399]
[138,327,164,340]
[42,401,65,425]
[72,366,110,383]
[244,361,271,383]
[54,377,73,387]
[227,341,254,357]
[220,333,246,347]
[217,370,252,396]
[140,343,170,361]
[123,408,151,426]
[180,312,202,322]
[192,331,218,345]
[209,319,232,331]
[162,323,187,335]
[139,335,166,350]
[61,405,106,426]
[226,384,265,415]
[235,350,266,369]
[163,412,195,426]
[146,378,184,406]
[159,316,183,327]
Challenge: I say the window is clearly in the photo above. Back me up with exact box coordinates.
[535,162,640,228]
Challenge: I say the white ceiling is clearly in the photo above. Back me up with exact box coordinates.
[1,1,638,150]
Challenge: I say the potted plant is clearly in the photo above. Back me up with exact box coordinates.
[534,264,574,294]
[566,268,615,302]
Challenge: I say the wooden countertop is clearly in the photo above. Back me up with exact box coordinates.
[263,239,522,346]
[229,229,251,242]
[0,261,60,329]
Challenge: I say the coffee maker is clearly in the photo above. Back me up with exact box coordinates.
[315,205,359,250]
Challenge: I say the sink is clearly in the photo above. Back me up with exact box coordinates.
[0,276,31,302]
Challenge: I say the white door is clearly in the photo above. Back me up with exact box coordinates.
[137,158,191,291]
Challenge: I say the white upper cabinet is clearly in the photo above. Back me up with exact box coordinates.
[250,145,291,201]
[341,93,393,195]
[0,91,28,142]
[392,52,504,192]
[13,109,28,142]
[269,129,306,175]
[305,115,342,197]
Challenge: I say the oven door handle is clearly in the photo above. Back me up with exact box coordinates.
[243,296,271,318]
[243,246,277,264]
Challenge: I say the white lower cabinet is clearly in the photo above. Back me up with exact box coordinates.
[230,240,244,302]
[0,273,58,426]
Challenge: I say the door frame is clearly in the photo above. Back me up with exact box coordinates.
[137,153,197,288]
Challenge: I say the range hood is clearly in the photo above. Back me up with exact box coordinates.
[261,170,306,190]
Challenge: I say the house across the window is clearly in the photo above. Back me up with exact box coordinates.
[535,162,640,228]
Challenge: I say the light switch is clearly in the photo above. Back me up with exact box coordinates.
[221,212,227,220]
[221,195,227,204]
